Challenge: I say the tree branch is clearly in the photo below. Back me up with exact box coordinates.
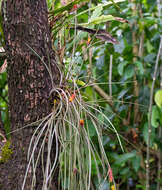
[92,83,121,116]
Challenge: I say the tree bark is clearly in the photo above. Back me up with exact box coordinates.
[0,0,60,189]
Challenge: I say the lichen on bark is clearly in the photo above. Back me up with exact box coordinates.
[0,141,13,163]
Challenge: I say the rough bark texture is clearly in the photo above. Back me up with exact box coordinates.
[0,0,60,189]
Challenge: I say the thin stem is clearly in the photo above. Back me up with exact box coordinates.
[109,55,113,98]
[138,4,144,58]
[66,8,77,80]
[131,0,139,124]
[93,84,113,107]
[146,36,162,190]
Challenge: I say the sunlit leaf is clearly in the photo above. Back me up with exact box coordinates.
[89,5,103,21]
[86,15,128,26]
[76,0,125,18]
[146,40,154,53]
[76,79,86,86]
[88,15,115,25]
[155,90,162,108]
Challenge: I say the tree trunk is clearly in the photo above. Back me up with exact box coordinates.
[0,0,60,189]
